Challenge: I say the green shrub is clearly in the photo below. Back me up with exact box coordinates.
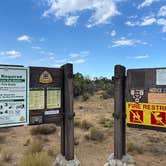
[47,149,55,156]
[74,120,81,127]
[82,93,90,101]
[18,152,52,166]
[30,124,56,135]
[88,127,104,142]
[27,141,43,154]
[127,142,143,154]
[80,120,93,130]
[99,118,114,128]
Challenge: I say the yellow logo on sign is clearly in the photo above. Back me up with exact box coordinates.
[39,71,53,84]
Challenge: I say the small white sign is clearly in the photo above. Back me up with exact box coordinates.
[156,69,166,85]
[45,110,59,115]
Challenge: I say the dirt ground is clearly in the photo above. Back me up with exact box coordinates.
[0,93,166,166]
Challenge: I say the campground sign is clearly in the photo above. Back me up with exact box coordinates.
[0,64,75,161]
[0,66,29,127]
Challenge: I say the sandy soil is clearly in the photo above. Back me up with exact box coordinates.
[0,93,166,166]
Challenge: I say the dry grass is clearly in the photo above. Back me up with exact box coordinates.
[127,142,143,154]
[0,148,12,163]
[26,141,43,154]
[74,119,93,130]
[0,135,6,144]
[0,94,166,166]
[80,120,93,130]
[30,124,56,135]
[18,152,52,166]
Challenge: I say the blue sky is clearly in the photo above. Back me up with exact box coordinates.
[0,0,166,77]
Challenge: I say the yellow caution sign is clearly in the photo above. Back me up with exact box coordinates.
[126,102,166,128]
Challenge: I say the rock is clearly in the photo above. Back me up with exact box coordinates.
[53,154,80,166]
[104,153,136,166]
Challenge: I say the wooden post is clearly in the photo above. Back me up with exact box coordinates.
[113,65,126,159]
[62,63,74,160]
[60,66,65,156]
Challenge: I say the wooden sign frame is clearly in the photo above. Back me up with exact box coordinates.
[112,65,166,160]
[0,63,75,161]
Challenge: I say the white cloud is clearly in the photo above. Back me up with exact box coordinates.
[125,15,166,32]
[70,53,79,58]
[137,0,159,9]
[0,50,22,59]
[39,37,45,42]
[70,51,90,59]
[125,21,138,26]
[110,30,116,37]
[126,16,156,26]
[17,35,31,42]
[65,16,79,26]
[6,50,22,59]
[80,50,91,55]
[42,0,123,27]
[48,52,55,56]
[141,17,156,26]
[55,59,67,63]
[49,56,55,60]
[157,18,166,32]
[112,37,147,47]
[32,46,42,50]
[71,59,86,64]
[0,51,5,56]
[128,54,149,59]
[158,5,166,17]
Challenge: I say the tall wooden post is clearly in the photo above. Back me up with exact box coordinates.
[60,65,65,156]
[113,65,126,159]
[62,63,74,160]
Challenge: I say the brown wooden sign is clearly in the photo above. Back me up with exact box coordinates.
[0,63,75,161]
[29,66,63,125]
[113,65,166,160]
[126,68,166,132]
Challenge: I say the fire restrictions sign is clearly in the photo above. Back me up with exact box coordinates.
[0,66,29,127]
[126,102,166,128]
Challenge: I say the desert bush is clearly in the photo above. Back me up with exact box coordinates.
[23,135,32,146]
[101,92,111,99]
[127,142,143,154]
[80,120,93,130]
[0,149,12,162]
[30,124,56,135]
[74,136,79,146]
[86,127,104,142]
[0,135,6,144]
[82,93,90,101]
[47,149,55,156]
[0,145,2,152]
[99,118,114,128]
[26,141,43,154]
[74,119,81,127]
[18,152,52,166]
[79,105,83,109]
